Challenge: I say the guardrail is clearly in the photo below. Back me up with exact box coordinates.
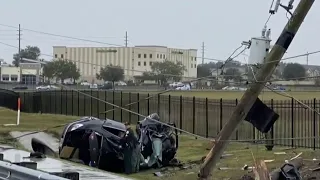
[0,153,78,180]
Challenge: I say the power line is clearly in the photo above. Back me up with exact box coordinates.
[0,23,232,62]
[2,40,320,83]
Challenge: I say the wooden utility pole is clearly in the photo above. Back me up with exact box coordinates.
[18,24,21,61]
[202,42,205,64]
[198,0,315,179]
[125,31,128,47]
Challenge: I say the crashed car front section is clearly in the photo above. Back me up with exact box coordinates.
[58,116,131,172]
[136,113,179,169]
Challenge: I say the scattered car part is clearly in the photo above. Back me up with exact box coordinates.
[31,137,57,157]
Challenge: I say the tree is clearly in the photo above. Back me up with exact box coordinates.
[96,65,124,87]
[68,63,81,83]
[224,68,242,81]
[147,60,186,85]
[13,46,41,66]
[47,59,80,83]
[197,64,212,78]
[283,63,306,80]
[42,62,56,83]
[315,78,320,86]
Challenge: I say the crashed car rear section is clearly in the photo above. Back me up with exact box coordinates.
[58,114,178,174]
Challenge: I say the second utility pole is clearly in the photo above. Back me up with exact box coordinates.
[199,0,315,179]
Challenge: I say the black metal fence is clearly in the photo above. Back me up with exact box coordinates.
[17,90,320,149]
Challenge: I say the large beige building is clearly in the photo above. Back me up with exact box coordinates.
[53,45,198,82]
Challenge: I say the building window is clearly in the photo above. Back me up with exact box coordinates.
[11,77,17,81]
[144,61,146,66]
[138,54,141,58]
[2,76,9,81]
[149,54,152,58]
[138,61,141,66]
[163,55,166,59]
[61,54,64,58]
[160,54,162,59]
[149,62,152,66]
[55,54,58,58]
[194,57,197,61]
[191,64,193,68]
[144,54,147,58]
[194,64,197,68]
[157,54,159,58]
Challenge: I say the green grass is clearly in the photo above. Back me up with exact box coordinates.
[139,91,320,100]
[0,107,318,179]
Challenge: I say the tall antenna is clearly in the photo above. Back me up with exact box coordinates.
[125,31,128,47]
[201,42,205,64]
[306,51,309,65]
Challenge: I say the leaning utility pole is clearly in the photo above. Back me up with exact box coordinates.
[201,42,205,64]
[199,0,315,179]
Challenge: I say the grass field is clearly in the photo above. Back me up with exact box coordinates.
[143,90,320,100]
[0,107,319,179]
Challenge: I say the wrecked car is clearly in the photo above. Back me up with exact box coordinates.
[55,114,178,174]
[136,113,178,169]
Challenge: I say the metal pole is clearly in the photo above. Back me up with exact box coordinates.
[199,1,315,178]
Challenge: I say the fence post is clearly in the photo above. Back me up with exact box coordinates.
[65,90,68,115]
[235,99,238,140]
[120,91,123,122]
[55,90,57,114]
[23,92,26,112]
[60,89,63,114]
[77,91,80,116]
[193,96,196,135]
[112,91,115,120]
[49,91,52,113]
[90,90,93,116]
[314,98,316,150]
[157,94,160,115]
[180,95,183,133]
[291,98,294,147]
[71,90,74,116]
[206,98,209,138]
[219,98,223,134]
[129,92,132,124]
[83,90,86,116]
[147,93,150,115]
[97,91,100,118]
[104,91,107,119]
[265,99,274,151]
[168,95,171,123]
[137,93,140,122]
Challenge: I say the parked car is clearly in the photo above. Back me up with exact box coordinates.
[80,82,90,86]
[89,84,98,89]
[98,83,113,90]
[114,81,127,86]
[12,85,28,90]
[36,85,60,90]
[175,83,191,90]
[169,82,184,88]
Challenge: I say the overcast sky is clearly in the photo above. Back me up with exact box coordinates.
[0,0,319,65]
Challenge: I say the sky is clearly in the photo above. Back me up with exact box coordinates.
[0,0,319,65]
